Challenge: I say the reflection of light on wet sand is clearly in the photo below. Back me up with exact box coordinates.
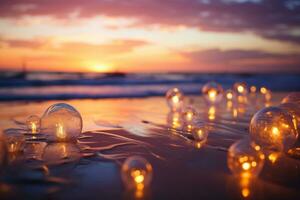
[208,106,216,121]
[42,143,81,166]
[240,172,251,198]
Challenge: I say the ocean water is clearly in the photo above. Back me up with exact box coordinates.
[0,72,299,100]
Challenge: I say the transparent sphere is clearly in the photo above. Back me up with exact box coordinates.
[181,106,198,123]
[233,82,248,96]
[192,125,209,143]
[227,139,265,177]
[41,103,83,142]
[4,131,25,153]
[26,115,41,134]
[281,92,300,104]
[121,156,153,189]
[279,103,300,133]
[202,82,223,104]
[166,88,184,111]
[249,106,298,151]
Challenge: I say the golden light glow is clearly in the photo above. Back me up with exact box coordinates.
[172,95,180,104]
[242,188,250,198]
[90,64,113,73]
[8,143,16,153]
[237,85,245,94]
[268,152,279,164]
[208,106,216,120]
[131,170,145,184]
[56,123,66,140]
[254,145,261,151]
[208,89,217,102]
[242,162,251,170]
[31,122,37,134]
[226,92,233,100]
[271,126,280,137]
[260,87,267,94]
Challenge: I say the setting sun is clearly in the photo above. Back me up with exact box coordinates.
[90,64,114,73]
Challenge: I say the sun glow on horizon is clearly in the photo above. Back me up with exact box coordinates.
[90,64,114,73]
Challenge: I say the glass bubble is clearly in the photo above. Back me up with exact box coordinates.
[192,124,209,148]
[26,115,41,134]
[249,106,298,152]
[202,82,223,104]
[279,103,300,132]
[281,92,300,104]
[181,106,198,123]
[166,88,184,111]
[227,139,265,177]
[4,132,25,153]
[121,156,153,190]
[41,103,83,142]
[233,82,248,96]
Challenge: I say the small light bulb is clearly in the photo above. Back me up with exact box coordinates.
[41,103,82,142]
[227,139,265,177]
[166,88,184,111]
[233,82,248,96]
[26,115,41,134]
[250,106,298,151]
[121,156,153,190]
[202,82,223,104]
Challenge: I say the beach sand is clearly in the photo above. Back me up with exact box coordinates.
[0,93,300,200]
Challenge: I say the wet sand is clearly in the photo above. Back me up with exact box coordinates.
[0,93,300,200]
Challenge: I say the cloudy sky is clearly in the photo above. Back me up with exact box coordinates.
[0,0,300,72]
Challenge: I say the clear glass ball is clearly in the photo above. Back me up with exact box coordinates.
[249,106,298,151]
[181,106,198,123]
[281,92,300,104]
[233,82,248,96]
[26,115,41,134]
[166,88,184,111]
[202,82,223,104]
[192,125,209,143]
[41,103,83,142]
[121,156,153,189]
[279,103,300,133]
[227,139,265,177]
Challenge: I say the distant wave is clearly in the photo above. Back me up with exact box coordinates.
[0,73,299,100]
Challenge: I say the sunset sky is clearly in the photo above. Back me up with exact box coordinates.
[0,0,300,73]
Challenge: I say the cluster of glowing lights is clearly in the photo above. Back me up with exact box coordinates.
[121,156,153,198]
[166,88,184,111]
[202,82,223,104]
[227,139,265,178]
[249,106,298,151]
